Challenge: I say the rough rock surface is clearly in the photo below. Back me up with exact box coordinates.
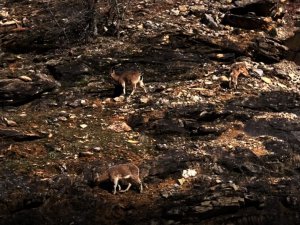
[0,0,300,225]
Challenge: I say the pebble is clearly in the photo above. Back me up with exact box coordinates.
[19,75,32,82]
[113,96,125,102]
[170,9,180,16]
[140,96,150,104]
[219,75,229,82]
[178,178,186,185]
[137,24,144,30]
[80,124,88,128]
[182,169,197,178]
[93,147,102,152]
[252,68,264,77]
[4,118,17,126]
[78,151,94,157]
[178,5,188,12]
[261,77,272,84]
[205,81,213,85]
[108,121,132,132]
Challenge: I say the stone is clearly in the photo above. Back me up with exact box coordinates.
[178,178,186,185]
[292,131,300,142]
[220,75,229,82]
[182,169,197,178]
[0,78,57,106]
[252,68,264,77]
[231,0,278,17]
[178,5,188,12]
[47,61,91,85]
[140,96,150,104]
[113,96,125,102]
[222,13,272,30]
[137,24,144,30]
[261,76,272,84]
[201,14,219,29]
[190,5,206,16]
[170,9,180,16]
[2,118,17,127]
[19,75,32,82]
[79,151,94,157]
[0,128,42,141]
[80,124,88,128]
[108,121,132,132]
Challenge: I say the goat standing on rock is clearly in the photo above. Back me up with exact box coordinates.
[110,67,147,96]
[229,62,251,89]
[95,163,144,195]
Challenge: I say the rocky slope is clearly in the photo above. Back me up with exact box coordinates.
[0,0,300,224]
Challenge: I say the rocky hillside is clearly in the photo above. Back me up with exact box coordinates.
[0,0,300,224]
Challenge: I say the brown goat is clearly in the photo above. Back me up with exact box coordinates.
[110,68,147,96]
[95,163,143,194]
[229,62,251,89]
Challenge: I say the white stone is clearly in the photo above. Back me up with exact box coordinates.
[80,124,88,128]
[182,169,197,178]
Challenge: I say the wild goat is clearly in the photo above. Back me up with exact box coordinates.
[95,163,143,195]
[110,67,147,96]
[229,62,251,89]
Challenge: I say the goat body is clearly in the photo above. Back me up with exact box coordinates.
[110,68,147,96]
[229,62,251,89]
[96,163,143,194]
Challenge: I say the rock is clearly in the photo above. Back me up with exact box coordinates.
[155,143,169,151]
[182,169,197,178]
[178,5,188,12]
[79,151,94,157]
[252,68,264,77]
[291,131,300,142]
[80,124,88,129]
[190,5,207,16]
[284,31,300,65]
[161,191,171,198]
[0,10,9,18]
[170,9,180,16]
[0,128,42,141]
[150,119,187,135]
[108,121,132,132]
[0,77,57,106]
[127,139,139,144]
[140,96,150,104]
[250,38,288,63]
[127,114,150,128]
[222,13,272,30]
[261,76,272,84]
[137,24,144,30]
[113,96,125,102]
[212,53,236,60]
[47,61,91,85]
[2,118,17,127]
[220,75,229,82]
[80,99,87,106]
[178,178,186,185]
[228,181,239,191]
[231,1,282,18]
[93,147,102,152]
[201,14,219,29]
[193,205,214,213]
[19,75,32,82]
[205,81,213,85]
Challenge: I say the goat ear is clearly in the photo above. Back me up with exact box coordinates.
[109,67,114,73]
[110,68,115,76]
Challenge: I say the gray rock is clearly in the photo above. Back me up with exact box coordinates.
[201,14,219,29]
